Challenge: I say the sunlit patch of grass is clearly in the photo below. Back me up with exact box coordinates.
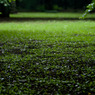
[0,21,95,94]
[10,12,95,18]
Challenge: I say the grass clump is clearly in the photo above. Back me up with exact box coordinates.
[0,21,95,94]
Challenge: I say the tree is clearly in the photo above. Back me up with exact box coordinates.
[0,0,16,17]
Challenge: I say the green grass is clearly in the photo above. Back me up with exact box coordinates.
[0,21,95,94]
[10,12,95,18]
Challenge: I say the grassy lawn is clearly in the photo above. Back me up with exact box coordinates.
[0,20,95,94]
[10,12,95,18]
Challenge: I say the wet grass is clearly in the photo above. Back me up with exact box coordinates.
[0,21,95,94]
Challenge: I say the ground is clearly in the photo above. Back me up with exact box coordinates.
[0,13,95,94]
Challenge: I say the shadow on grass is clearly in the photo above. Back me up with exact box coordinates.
[0,17,95,22]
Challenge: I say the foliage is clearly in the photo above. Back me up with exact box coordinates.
[18,0,90,11]
[0,21,95,94]
[0,0,16,6]
[81,0,95,19]
[0,0,91,15]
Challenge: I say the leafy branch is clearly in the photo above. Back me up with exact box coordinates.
[81,0,95,19]
[0,0,16,6]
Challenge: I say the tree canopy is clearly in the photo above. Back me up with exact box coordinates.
[0,0,15,6]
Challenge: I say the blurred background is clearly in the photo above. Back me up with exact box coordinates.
[16,0,91,12]
[0,0,93,18]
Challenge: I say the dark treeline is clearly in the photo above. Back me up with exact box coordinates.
[17,0,91,12]
[0,0,92,18]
